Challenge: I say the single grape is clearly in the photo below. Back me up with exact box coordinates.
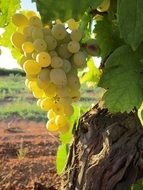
[22,41,34,53]
[50,68,67,86]
[33,39,47,52]
[55,115,70,133]
[73,51,86,68]
[47,109,56,119]
[62,59,71,73]
[67,19,79,30]
[67,73,80,90]
[53,102,64,115]
[57,43,72,59]
[28,16,42,28]
[51,56,63,68]
[38,68,50,83]
[23,26,34,38]
[44,83,57,97]
[32,28,44,40]
[46,118,59,132]
[43,27,52,36]
[23,59,41,75]
[12,13,28,27]
[64,103,74,116]
[67,41,80,53]
[44,35,57,51]
[69,89,81,101]
[40,98,54,111]
[49,51,58,57]
[70,30,82,41]
[11,32,25,49]
[52,24,67,40]
[36,52,51,67]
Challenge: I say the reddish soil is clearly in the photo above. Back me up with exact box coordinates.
[0,118,61,190]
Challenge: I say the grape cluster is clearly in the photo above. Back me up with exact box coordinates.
[11,12,86,134]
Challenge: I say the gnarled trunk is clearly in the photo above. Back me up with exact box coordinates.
[61,104,143,190]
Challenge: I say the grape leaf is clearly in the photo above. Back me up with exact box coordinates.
[33,0,103,24]
[0,0,20,27]
[117,0,143,50]
[56,144,68,175]
[99,45,143,113]
[94,14,122,58]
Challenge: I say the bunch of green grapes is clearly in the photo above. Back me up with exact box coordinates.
[11,11,86,134]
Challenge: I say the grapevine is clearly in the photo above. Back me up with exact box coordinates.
[11,12,86,134]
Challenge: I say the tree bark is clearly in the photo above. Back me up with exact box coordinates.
[61,104,143,190]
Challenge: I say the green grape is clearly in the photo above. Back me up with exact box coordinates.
[33,39,47,52]
[52,24,67,40]
[26,74,37,81]
[38,68,50,83]
[44,35,57,51]
[36,52,51,67]
[57,33,71,45]
[50,68,67,86]
[46,118,59,132]
[59,97,72,105]
[23,59,41,75]
[49,51,58,57]
[67,41,80,53]
[28,16,42,28]
[56,86,68,97]
[33,88,45,99]
[44,83,57,97]
[51,56,63,68]
[11,32,25,49]
[57,43,72,59]
[32,51,38,59]
[12,13,28,27]
[67,73,80,90]
[40,98,54,111]
[70,30,82,41]
[55,115,70,133]
[32,28,44,40]
[53,102,64,115]
[37,99,43,107]
[62,59,71,73]
[22,41,34,53]
[47,109,56,119]
[23,26,34,38]
[37,78,49,89]
[73,51,86,68]
[67,19,79,30]
[43,27,52,36]
[64,103,74,116]
[26,11,37,19]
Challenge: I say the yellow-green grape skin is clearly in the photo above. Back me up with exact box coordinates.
[36,78,49,89]
[73,51,86,68]
[49,51,58,57]
[69,89,81,102]
[52,102,64,115]
[97,0,110,12]
[67,19,79,30]
[46,118,59,132]
[57,33,71,45]
[11,32,25,49]
[26,74,37,81]
[19,56,29,68]
[26,11,37,19]
[62,59,71,73]
[23,26,34,38]
[44,35,57,51]
[32,51,38,59]
[33,39,47,52]
[32,28,44,40]
[38,68,50,83]
[22,42,34,53]
[50,68,67,86]
[56,86,68,97]
[32,85,45,99]
[40,98,54,111]
[67,73,80,90]
[28,16,42,28]
[59,97,72,106]
[44,83,57,97]
[23,59,41,75]
[36,52,51,67]
[57,43,72,59]
[51,24,67,40]
[70,30,82,41]
[37,98,43,107]
[12,13,28,27]
[55,115,70,133]
[67,41,80,53]
[47,109,56,119]
[51,56,63,68]
[64,103,74,116]
[43,27,52,36]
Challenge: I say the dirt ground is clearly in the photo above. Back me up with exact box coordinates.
[0,118,61,190]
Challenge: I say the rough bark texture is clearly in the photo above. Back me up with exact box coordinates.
[61,104,143,190]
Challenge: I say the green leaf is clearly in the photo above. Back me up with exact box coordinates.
[138,102,143,126]
[99,45,143,113]
[80,58,101,87]
[33,0,103,24]
[0,0,20,27]
[118,0,143,50]
[94,14,122,58]
[56,144,68,175]
[131,179,143,190]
